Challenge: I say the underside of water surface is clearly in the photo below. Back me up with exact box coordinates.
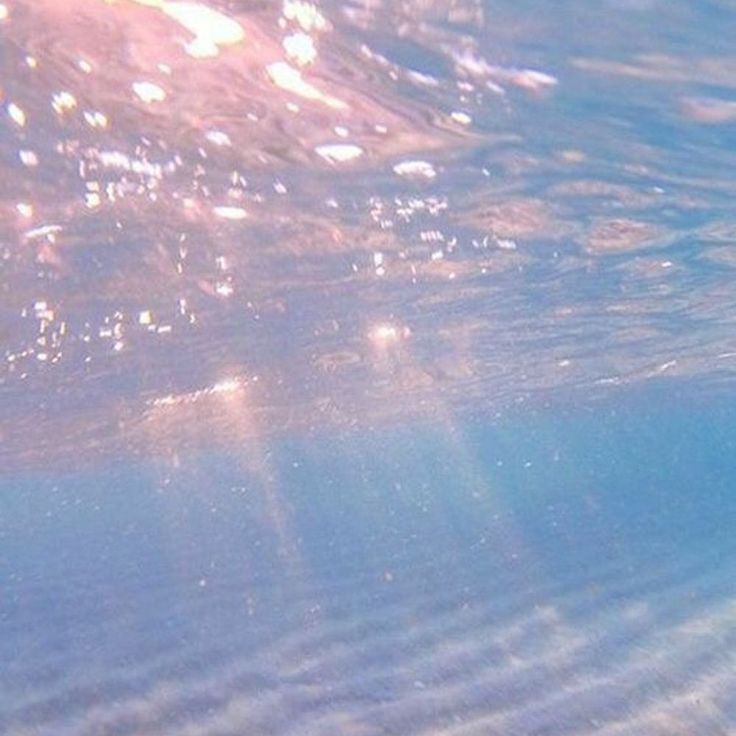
[2,0,736,734]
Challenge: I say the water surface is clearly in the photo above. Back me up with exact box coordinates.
[2,0,736,733]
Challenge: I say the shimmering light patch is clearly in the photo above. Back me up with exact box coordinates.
[407,70,439,87]
[205,130,232,147]
[78,59,93,74]
[560,149,586,163]
[452,50,558,93]
[211,378,241,394]
[83,111,109,129]
[52,91,77,115]
[96,150,164,178]
[213,205,247,220]
[184,37,219,58]
[19,150,39,167]
[451,111,472,125]
[0,4,8,21]
[283,32,317,66]
[155,1,245,58]
[452,50,498,79]
[315,143,364,164]
[148,376,244,408]
[681,96,736,124]
[373,251,385,276]
[132,81,167,103]
[25,224,62,241]
[85,192,101,209]
[34,301,54,321]
[215,281,234,297]
[138,310,153,325]
[16,203,33,218]
[420,230,445,244]
[266,62,347,109]
[26,56,38,69]
[510,68,559,90]
[370,323,410,345]
[283,0,328,32]
[8,103,27,128]
[393,160,437,179]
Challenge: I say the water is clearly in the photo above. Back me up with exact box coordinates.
[2,0,736,733]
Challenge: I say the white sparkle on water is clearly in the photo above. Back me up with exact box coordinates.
[83,111,109,129]
[8,103,26,127]
[283,0,328,32]
[451,111,472,125]
[19,150,39,167]
[205,130,232,147]
[52,91,77,115]
[393,160,437,179]
[213,206,247,220]
[132,81,167,104]
[315,143,364,164]
[283,32,317,66]
[153,1,245,58]
[266,62,347,109]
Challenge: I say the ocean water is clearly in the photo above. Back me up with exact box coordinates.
[3,0,736,734]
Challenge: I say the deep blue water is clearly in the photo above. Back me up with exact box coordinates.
[3,0,736,733]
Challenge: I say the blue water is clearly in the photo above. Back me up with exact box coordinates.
[4,396,736,734]
[3,0,736,733]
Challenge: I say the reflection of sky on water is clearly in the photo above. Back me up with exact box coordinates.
[3,0,736,733]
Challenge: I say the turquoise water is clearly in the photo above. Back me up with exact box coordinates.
[3,0,736,733]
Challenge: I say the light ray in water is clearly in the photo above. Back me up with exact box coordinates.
[4,1,736,733]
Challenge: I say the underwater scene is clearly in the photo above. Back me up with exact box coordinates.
[3,0,736,733]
